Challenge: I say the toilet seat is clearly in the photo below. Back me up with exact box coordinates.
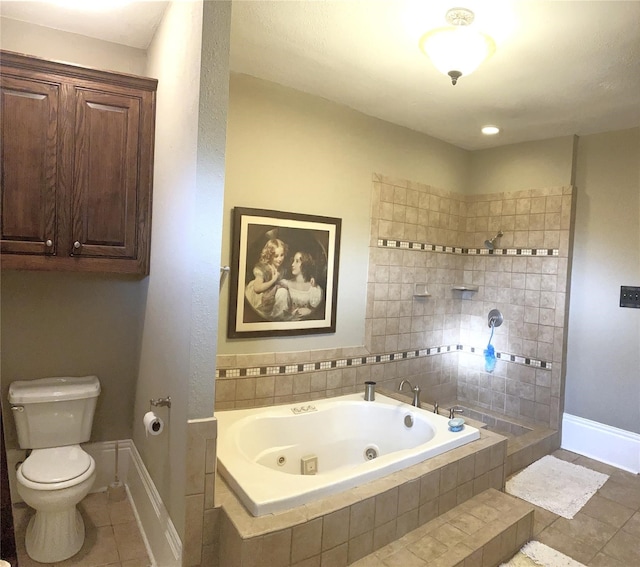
[18,445,95,491]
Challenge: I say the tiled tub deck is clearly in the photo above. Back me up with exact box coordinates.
[213,428,507,567]
[207,386,560,567]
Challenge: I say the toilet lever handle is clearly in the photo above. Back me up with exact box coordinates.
[11,405,24,412]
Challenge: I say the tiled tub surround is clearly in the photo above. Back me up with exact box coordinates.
[214,429,507,567]
[216,393,480,516]
[216,174,575,434]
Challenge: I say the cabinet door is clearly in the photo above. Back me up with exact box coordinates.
[1,76,58,256]
[71,88,141,260]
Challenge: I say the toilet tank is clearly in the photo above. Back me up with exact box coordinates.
[8,376,101,449]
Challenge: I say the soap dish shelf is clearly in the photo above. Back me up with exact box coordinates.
[451,285,479,292]
[413,283,431,297]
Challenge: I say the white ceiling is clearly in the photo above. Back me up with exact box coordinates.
[2,0,639,150]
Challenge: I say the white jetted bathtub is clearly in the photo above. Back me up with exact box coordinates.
[216,392,480,516]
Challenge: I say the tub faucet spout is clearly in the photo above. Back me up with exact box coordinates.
[398,379,421,407]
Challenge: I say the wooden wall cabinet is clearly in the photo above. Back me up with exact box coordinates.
[1,51,157,275]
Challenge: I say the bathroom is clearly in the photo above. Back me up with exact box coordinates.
[1,2,639,567]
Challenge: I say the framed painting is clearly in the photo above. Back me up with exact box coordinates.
[228,207,341,338]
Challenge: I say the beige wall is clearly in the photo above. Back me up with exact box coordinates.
[566,128,640,433]
[469,136,576,194]
[219,74,471,355]
[0,19,149,448]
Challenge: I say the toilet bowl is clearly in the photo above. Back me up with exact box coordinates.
[8,375,101,564]
[16,445,96,563]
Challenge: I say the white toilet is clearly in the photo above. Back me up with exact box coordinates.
[8,375,101,563]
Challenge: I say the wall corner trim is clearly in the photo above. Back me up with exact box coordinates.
[561,413,640,474]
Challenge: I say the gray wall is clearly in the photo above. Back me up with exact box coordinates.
[135,0,231,539]
[1,272,145,446]
[565,128,640,433]
[134,0,203,540]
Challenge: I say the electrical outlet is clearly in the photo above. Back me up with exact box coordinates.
[620,286,640,308]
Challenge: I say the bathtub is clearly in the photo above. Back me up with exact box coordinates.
[216,392,480,516]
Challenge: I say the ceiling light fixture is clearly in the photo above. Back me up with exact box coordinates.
[481,125,500,135]
[419,8,495,85]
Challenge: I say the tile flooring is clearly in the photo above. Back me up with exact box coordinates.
[12,491,151,567]
[525,449,640,567]
[346,448,640,567]
[10,449,640,567]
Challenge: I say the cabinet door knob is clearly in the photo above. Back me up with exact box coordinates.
[45,239,53,247]
[73,241,81,249]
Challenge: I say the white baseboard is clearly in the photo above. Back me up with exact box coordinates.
[120,439,182,567]
[562,413,640,474]
[8,440,181,567]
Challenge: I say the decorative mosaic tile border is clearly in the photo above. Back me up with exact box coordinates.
[216,344,551,378]
[377,239,559,256]
[456,344,551,369]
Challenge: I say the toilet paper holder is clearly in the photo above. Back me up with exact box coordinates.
[149,396,171,410]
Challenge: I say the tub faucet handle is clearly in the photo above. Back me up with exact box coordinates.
[449,406,464,419]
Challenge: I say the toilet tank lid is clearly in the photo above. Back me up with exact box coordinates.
[9,376,101,404]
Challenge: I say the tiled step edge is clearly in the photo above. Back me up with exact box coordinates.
[354,488,533,567]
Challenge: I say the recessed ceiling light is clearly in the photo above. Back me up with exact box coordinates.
[481,125,500,135]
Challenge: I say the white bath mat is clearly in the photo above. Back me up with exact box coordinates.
[506,455,608,519]
[500,541,587,567]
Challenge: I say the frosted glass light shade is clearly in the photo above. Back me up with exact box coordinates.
[420,26,495,79]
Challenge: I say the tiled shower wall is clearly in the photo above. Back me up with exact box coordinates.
[215,173,575,432]
[367,174,574,430]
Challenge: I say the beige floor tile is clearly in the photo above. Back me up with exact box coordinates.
[451,512,485,535]
[572,455,621,474]
[528,504,558,536]
[587,551,628,567]
[430,522,467,547]
[407,534,449,563]
[502,551,539,566]
[536,524,599,565]
[598,479,640,510]
[579,493,635,529]
[16,550,52,567]
[349,555,386,567]
[622,511,640,537]
[607,467,640,488]
[55,525,121,567]
[108,498,137,525]
[112,521,148,562]
[13,494,150,567]
[551,512,617,549]
[79,492,112,528]
[379,548,427,566]
[121,559,152,567]
[600,530,640,564]
[550,449,580,462]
